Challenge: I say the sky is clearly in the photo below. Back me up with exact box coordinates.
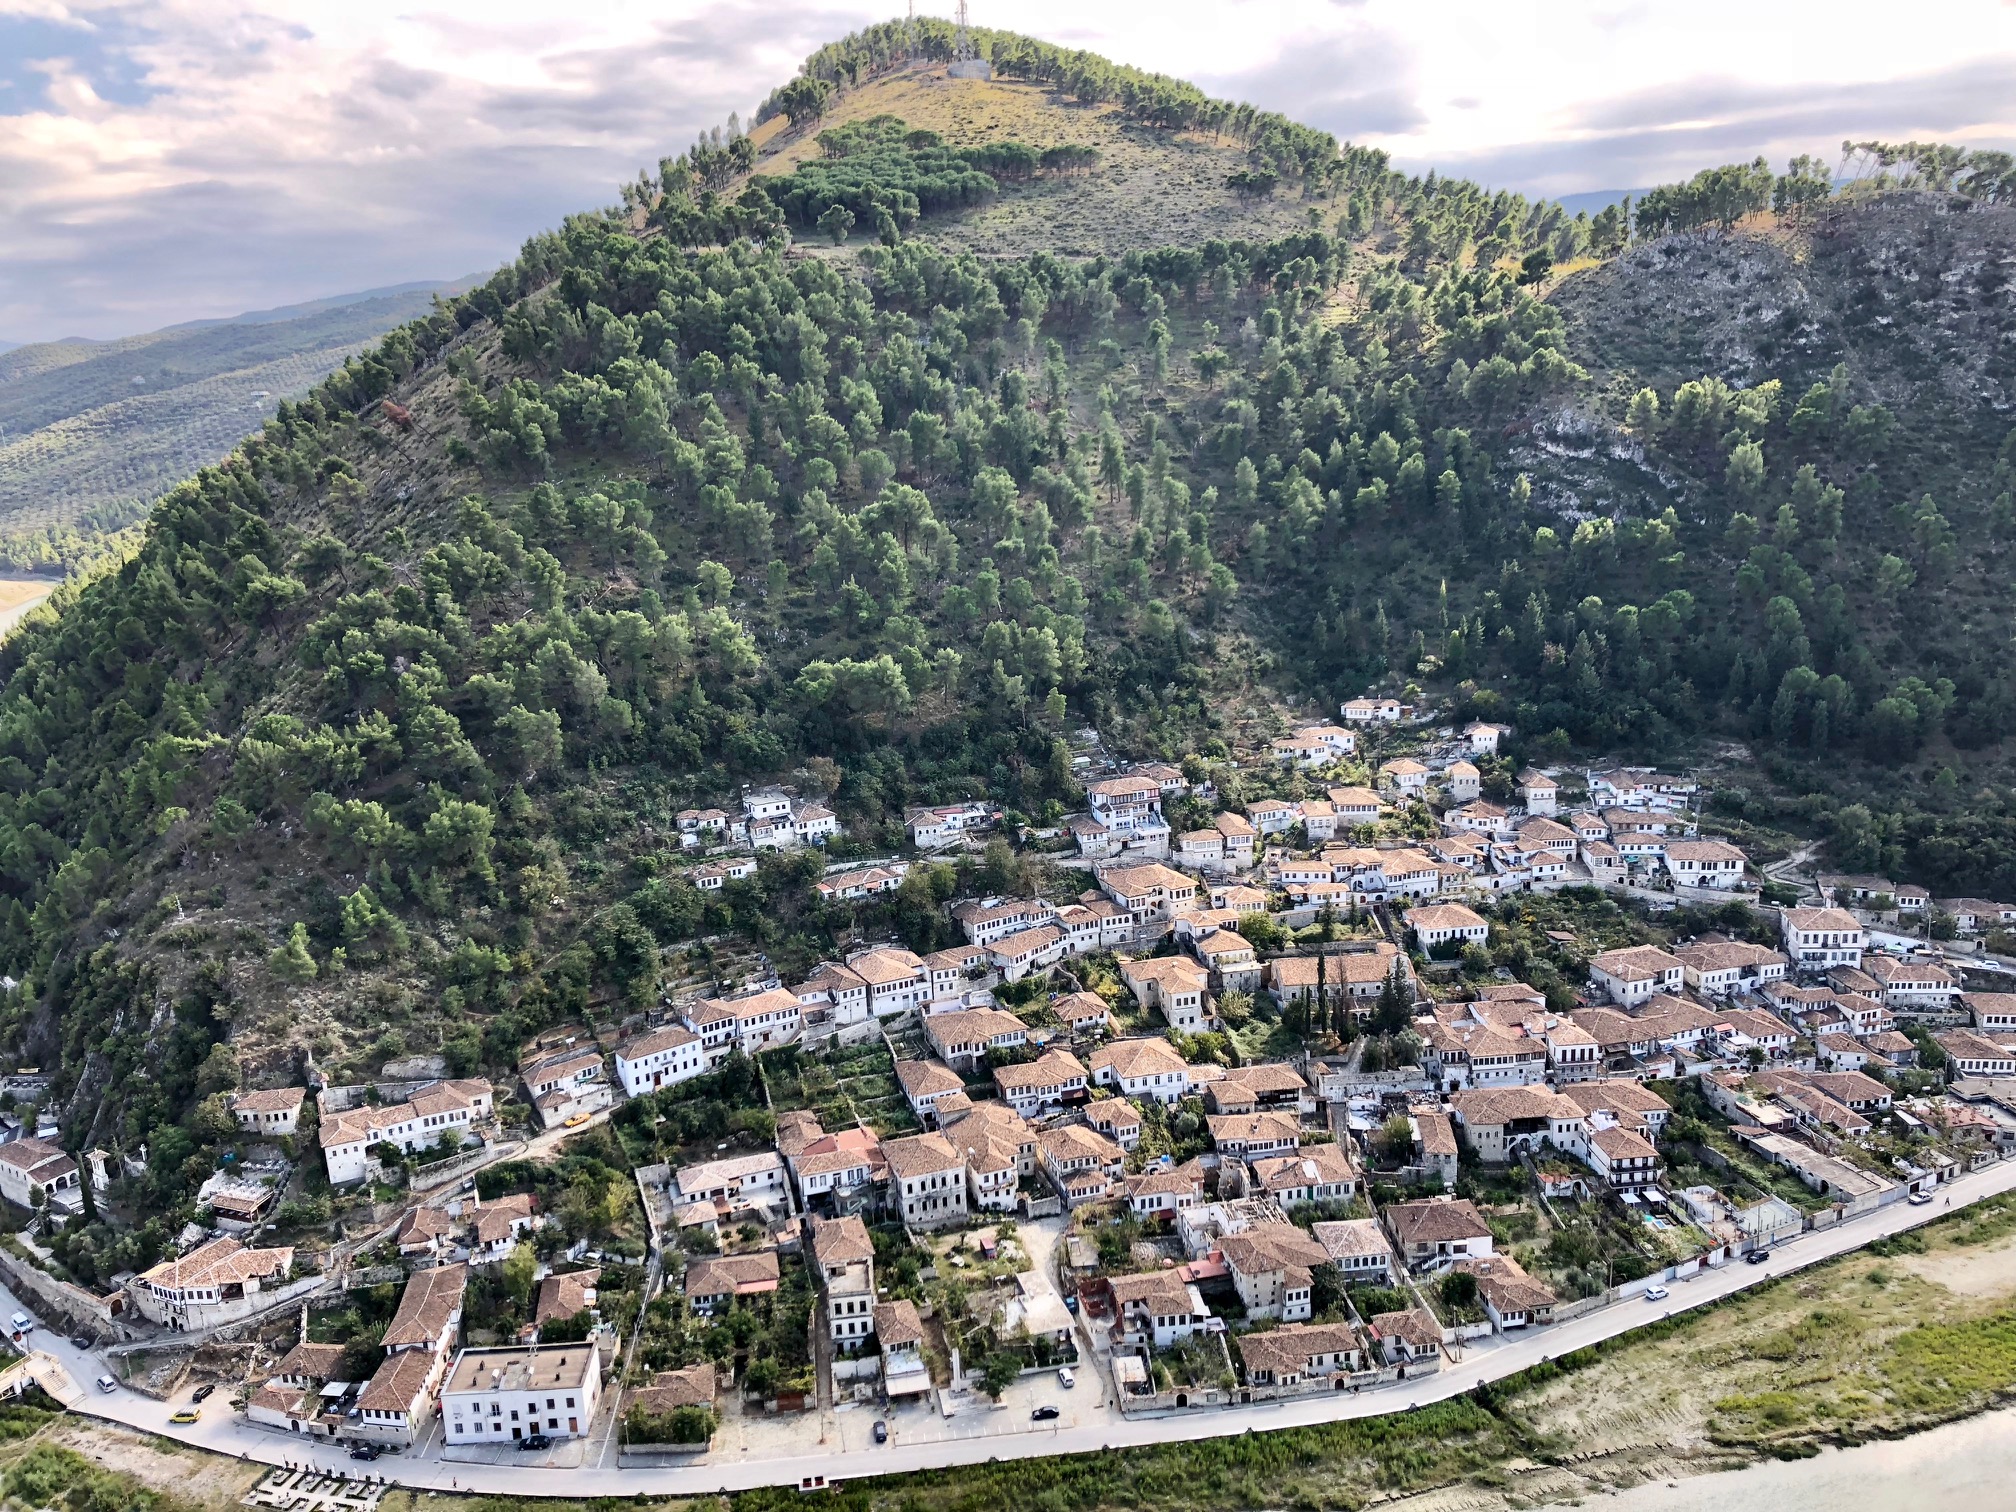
[2,0,2013,343]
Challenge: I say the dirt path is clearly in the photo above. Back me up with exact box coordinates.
[1899,1225,2016,1295]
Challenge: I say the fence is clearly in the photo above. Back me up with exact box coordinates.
[1551,1292,1607,1323]
[410,1138,522,1194]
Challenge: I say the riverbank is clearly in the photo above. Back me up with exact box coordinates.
[0,577,60,639]
[1588,1404,2016,1512]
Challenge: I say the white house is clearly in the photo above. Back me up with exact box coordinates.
[1089,1037,1192,1105]
[1518,771,1559,817]
[1341,697,1403,724]
[683,988,804,1061]
[615,1024,708,1098]
[1408,903,1489,950]
[1674,941,1788,998]
[1588,946,1685,1007]
[129,1236,295,1330]
[231,1087,307,1138]
[884,1133,968,1230]
[319,1079,493,1186]
[1661,840,1746,890]
[1781,907,1866,969]
[0,1137,78,1212]
[906,803,992,850]
[1444,761,1481,801]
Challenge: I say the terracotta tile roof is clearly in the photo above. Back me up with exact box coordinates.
[358,1348,435,1413]
[381,1262,468,1350]
[628,1362,718,1413]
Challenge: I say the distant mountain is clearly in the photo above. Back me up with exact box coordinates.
[1555,188,1646,217]
[0,341,19,357]
[0,277,482,567]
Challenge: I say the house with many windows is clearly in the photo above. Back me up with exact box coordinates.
[441,1346,601,1445]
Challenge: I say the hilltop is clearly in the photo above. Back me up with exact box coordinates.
[741,65,1321,258]
[0,19,2008,1235]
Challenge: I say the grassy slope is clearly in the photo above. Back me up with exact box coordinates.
[0,289,459,536]
[748,64,1324,257]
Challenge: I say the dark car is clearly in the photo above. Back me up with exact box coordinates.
[518,1433,552,1451]
[69,1335,92,1351]
[349,1445,379,1462]
[191,1383,216,1403]
[872,1419,888,1444]
[1746,1249,1772,1264]
[1031,1405,1060,1421]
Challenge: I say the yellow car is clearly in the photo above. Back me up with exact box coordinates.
[169,1408,201,1425]
[563,1113,591,1128]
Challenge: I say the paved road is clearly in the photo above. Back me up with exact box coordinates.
[14,1156,2016,1497]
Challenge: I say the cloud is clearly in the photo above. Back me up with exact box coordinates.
[0,0,2012,343]
[1195,29,1425,138]
[1411,55,2016,195]
[0,0,883,340]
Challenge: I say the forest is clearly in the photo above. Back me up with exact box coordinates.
[0,22,2007,1211]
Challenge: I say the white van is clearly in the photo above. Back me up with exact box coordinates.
[9,1311,31,1334]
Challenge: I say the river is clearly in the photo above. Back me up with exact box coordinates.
[1590,1406,2016,1511]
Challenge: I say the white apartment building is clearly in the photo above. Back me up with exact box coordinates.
[441,1346,601,1444]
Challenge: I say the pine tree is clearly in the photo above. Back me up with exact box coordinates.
[269,923,319,984]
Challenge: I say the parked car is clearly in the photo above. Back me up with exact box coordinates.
[1909,1190,1934,1205]
[1642,1284,1670,1302]
[69,1334,92,1351]
[1056,1367,1075,1389]
[8,1312,30,1334]
[1031,1405,1060,1421]
[518,1433,552,1451]
[169,1409,201,1425]
[1746,1249,1772,1264]
[349,1445,379,1462]
[191,1383,216,1403]
[94,1375,117,1394]
[872,1419,888,1444]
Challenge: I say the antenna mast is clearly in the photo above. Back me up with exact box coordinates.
[947,0,992,78]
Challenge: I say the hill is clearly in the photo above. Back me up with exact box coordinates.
[0,281,475,573]
[0,20,2010,1244]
